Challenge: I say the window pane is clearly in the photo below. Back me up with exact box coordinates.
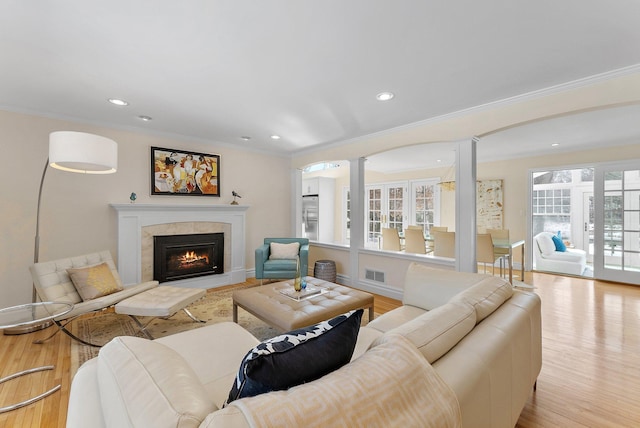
[624,190,640,210]
[581,168,594,182]
[624,232,640,251]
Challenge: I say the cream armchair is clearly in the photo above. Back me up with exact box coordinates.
[29,250,158,346]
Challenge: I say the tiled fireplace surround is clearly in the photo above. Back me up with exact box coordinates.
[111,204,248,289]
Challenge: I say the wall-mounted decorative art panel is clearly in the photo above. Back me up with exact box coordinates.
[477,179,503,231]
[151,146,220,196]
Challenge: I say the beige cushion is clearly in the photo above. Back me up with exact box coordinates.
[97,336,216,428]
[155,322,261,409]
[403,262,492,310]
[366,305,427,333]
[67,262,123,301]
[387,301,476,363]
[269,242,300,259]
[450,276,513,323]
[115,286,205,317]
[351,326,384,360]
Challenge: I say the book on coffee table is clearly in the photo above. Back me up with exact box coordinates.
[279,286,325,301]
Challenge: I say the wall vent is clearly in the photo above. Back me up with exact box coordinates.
[365,269,385,283]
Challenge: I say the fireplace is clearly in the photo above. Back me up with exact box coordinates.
[154,233,224,283]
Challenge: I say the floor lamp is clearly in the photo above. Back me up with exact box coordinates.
[4,131,118,335]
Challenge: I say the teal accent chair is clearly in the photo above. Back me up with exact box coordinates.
[255,238,309,284]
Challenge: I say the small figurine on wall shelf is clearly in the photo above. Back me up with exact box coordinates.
[231,190,242,205]
[129,192,137,203]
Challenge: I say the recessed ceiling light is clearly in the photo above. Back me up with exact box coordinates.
[437,159,442,163]
[551,143,560,147]
[138,115,152,121]
[241,136,251,141]
[108,98,129,106]
[376,92,395,101]
[270,135,281,140]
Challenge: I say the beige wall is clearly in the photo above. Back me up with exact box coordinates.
[0,110,292,306]
[308,245,350,277]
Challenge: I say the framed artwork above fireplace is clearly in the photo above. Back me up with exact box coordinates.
[151,146,220,196]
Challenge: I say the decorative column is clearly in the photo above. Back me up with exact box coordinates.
[349,157,366,287]
[455,137,478,273]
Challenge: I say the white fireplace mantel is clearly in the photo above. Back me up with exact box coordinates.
[111,204,249,289]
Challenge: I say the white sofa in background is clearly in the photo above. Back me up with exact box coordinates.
[67,263,542,428]
[533,232,587,276]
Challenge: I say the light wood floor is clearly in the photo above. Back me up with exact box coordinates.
[1,274,639,427]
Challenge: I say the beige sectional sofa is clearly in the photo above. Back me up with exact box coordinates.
[66,263,541,428]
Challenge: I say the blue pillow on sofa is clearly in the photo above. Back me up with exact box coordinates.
[225,309,363,405]
[551,234,567,252]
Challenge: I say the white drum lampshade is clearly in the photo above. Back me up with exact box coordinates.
[49,131,118,174]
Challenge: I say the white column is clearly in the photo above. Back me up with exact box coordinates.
[455,137,478,272]
[292,168,303,237]
[349,158,366,287]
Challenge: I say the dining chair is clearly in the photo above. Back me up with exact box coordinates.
[430,226,448,234]
[486,228,510,276]
[381,227,402,251]
[427,226,448,251]
[404,228,427,254]
[433,231,455,258]
[476,233,502,275]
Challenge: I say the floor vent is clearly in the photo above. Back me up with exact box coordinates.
[365,269,385,283]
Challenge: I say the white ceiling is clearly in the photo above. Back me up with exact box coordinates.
[366,104,640,173]
[1,1,640,159]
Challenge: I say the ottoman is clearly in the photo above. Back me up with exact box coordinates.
[115,285,206,339]
[232,277,374,331]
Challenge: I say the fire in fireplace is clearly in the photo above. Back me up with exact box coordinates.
[153,233,223,283]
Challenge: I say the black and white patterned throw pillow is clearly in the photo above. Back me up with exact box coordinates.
[225,309,363,405]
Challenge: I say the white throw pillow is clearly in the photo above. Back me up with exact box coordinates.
[269,242,300,260]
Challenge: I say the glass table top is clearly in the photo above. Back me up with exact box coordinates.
[0,302,73,329]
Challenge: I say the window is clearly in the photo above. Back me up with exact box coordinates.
[532,188,571,236]
[410,179,440,233]
[533,170,573,184]
[343,188,351,243]
[367,187,382,246]
[387,186,405,232]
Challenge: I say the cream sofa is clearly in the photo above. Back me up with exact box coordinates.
[67,263,541,428]
[533,232,587,276]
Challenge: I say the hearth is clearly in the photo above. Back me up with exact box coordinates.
[154,233,223,283]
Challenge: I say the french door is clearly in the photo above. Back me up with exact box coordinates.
[582,192,594,264]
[365,183,406,247]
[594,162,640,284]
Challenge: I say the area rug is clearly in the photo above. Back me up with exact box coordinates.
[70,283,279,376]
[70,284,378,376]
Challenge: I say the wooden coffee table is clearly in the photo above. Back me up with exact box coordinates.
[232,277,374,331]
